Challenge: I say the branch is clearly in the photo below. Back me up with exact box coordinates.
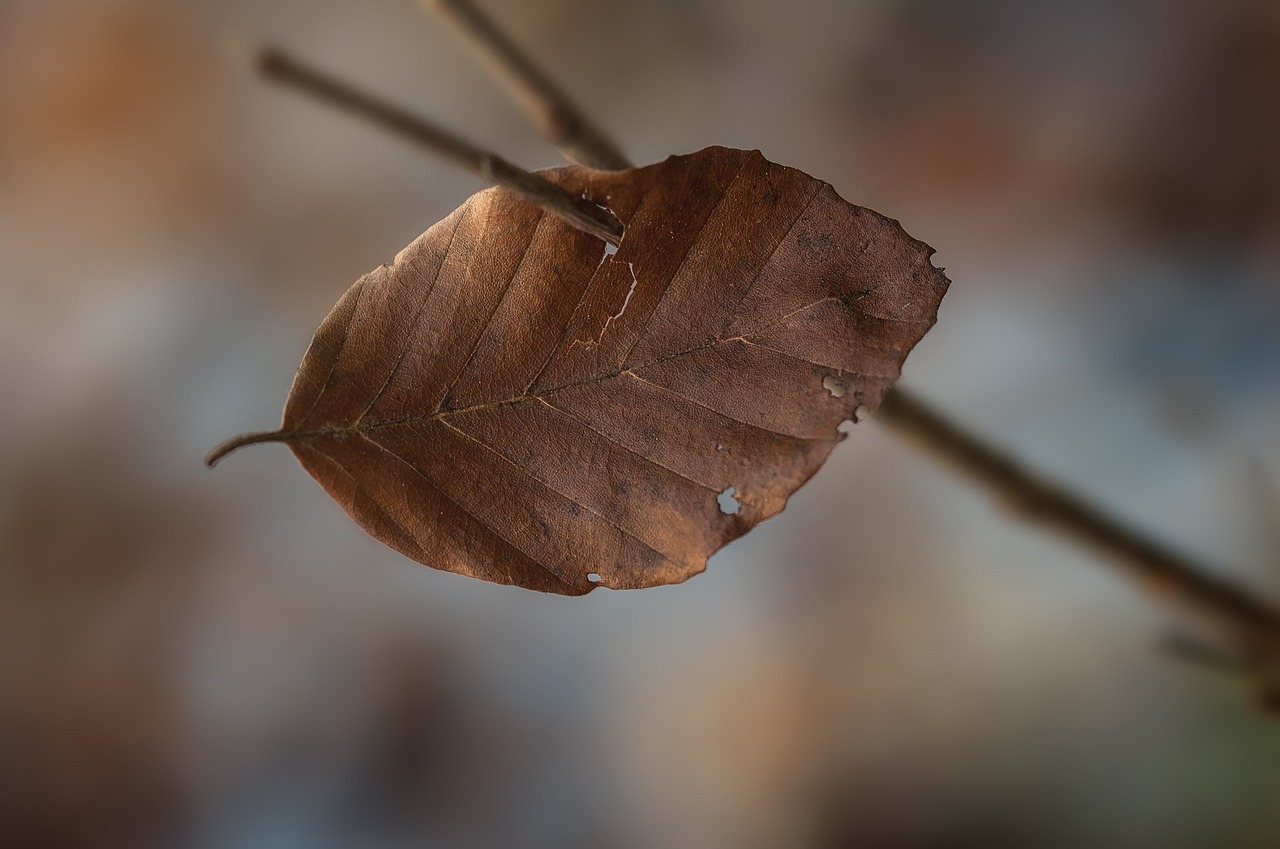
[421,0,634,170]
[256,47,622,246]
[875,388,1280,666]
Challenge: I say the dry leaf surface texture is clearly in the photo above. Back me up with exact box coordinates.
[273,146,949,593]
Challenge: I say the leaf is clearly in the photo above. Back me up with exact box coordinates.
[243,146,948,594]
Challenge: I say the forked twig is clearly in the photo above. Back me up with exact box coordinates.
[422,0,633,170]
[243,0,1280,703]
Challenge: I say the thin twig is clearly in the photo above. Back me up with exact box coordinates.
[422,0,633,170]
[256,47,622,246]
[876,388,1280,665]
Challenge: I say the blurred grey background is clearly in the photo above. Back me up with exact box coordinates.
[2,0,1279,847]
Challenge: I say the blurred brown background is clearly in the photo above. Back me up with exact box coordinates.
[2,0,1279,847]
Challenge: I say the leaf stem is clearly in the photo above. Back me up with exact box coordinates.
[421,0,633,170]
[255,47,623,246]
[205,428,291,467]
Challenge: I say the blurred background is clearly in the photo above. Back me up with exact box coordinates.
[2,0,1279,846]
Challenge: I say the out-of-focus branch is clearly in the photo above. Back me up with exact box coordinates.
[255,47,622,246]
[875,388,1280,672]
[421,0,633,171]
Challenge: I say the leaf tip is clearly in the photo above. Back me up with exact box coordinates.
[205,429,291,468]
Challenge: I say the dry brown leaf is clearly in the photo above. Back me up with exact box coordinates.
[232,146,948,594]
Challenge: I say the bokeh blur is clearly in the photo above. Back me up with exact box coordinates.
[3,0,1279,846]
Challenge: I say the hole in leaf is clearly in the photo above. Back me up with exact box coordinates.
[822,375,846,398]
[598,240,619,267]
[837,419,855,436]
[854,404,871,422]
[717,486,742,515]
[587,572,602,583]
